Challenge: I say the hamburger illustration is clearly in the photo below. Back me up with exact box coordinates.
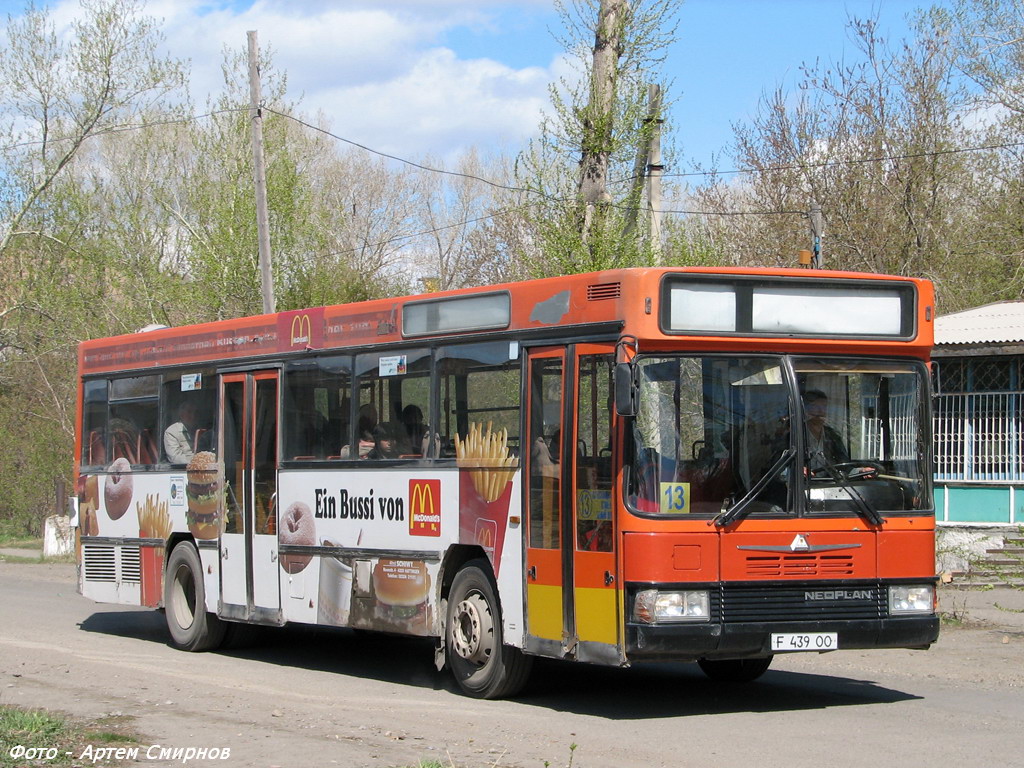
[372,559,431,626]
[186,451,222,539]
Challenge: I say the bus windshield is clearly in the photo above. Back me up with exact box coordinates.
[626,355,931,519]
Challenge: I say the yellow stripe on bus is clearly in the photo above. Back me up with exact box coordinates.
[574,586,618,646]
[527,583,563,641]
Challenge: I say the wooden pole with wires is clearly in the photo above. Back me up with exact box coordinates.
[647,84,664,263]
[248,30,275,314]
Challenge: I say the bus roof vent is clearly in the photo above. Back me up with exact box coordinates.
[587,282,621,301]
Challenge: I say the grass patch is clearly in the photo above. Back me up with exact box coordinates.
[0,552,74,565]
[0,535,74,565]
[0,536,42,549]
[0,705,139,767]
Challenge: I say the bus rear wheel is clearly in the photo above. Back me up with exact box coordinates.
[445,560,531,699]
[164,543,226,652]
[698,656,773,682]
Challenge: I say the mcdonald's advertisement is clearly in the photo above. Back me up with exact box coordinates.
[278,471,458,553]
[277,307,325,351]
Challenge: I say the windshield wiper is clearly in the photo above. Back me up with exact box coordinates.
[817,461,884,526]
[713,448,796,528]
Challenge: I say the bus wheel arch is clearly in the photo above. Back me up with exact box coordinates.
[163,541,226,652]
[444,557,532,699]
[438,544,488,603]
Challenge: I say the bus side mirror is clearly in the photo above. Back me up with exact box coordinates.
[614,363,636,417]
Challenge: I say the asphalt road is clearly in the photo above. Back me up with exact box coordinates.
[2,560,1022,768]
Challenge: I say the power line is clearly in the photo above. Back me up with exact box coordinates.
[650,139,1024,181]
[317,202,541,260]
[266,108,808,217]
[262,107,558,200]
[7,100,1019,221]
[0,109,249,153]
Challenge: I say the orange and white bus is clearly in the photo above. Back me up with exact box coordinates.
[74,267,939,698]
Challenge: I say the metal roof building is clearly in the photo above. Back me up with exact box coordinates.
[934,300,1024,350]
[931,299,1024,528]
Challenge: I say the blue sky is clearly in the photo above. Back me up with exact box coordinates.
[0,0,928,173]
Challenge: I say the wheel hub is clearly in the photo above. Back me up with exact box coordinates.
[451,593,493,666]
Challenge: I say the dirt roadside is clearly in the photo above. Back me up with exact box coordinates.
[2,560,1023,768]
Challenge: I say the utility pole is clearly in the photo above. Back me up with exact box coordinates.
[248,30,275,315]
[646,84,664,264]
[578,0,625,246]
[809,201,823,269]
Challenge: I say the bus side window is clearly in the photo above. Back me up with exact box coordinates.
[80,379,109,469]
[283,355,350,461]
[576,354,614,552]
[109,375,159,468]
[437,341,521,466]
[353,349,431,460]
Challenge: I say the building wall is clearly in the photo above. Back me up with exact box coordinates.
[933,353,1024,524]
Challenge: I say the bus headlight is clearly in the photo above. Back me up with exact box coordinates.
[634,589,710,623]
[888,585,935,615]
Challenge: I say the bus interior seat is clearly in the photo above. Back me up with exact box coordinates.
[137,429,157,465]
[112,428,138,465]
[87,430,106,466]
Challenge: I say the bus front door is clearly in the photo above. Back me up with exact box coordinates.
[219,371,282,624]
[525,346,620,663]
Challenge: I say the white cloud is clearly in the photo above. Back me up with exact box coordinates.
[185,1,558,159]
[314,47,552,159]
[4,0,559,161]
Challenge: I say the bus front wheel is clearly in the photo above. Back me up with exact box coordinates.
[164,543,226,652]
[698,656,773,682]
[445,560,532,699]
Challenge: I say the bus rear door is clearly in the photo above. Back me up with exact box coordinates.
[219,370,282,623]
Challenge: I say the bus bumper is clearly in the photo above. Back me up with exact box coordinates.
[624,616,940,662]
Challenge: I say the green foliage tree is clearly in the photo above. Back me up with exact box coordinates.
[0,0,187,535]
[516,0,681,276]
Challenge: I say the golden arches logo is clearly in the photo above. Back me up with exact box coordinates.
[409,479,441,537]
[290,314,312,346]
[476,524,494,549]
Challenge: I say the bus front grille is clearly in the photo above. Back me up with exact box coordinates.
[743,553,857,578]
[722,582,884,623]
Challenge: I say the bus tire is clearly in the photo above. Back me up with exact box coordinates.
[164,543,226,652]
[697,656,773,682]
[445,560,532,699]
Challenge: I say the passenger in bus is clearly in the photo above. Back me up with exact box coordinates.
[367,422,412,459]
[294,402,330,458]
[531,433,559,478]
[803,389,849,471]
[401,404,426,446]
[164,401,199,465]
[401,404,439,456]
[339,403,378,458]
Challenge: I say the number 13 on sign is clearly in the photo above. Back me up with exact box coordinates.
[659,482,690,514]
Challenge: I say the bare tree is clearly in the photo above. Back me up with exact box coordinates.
[689,13,987,310]
[518,0,681,274]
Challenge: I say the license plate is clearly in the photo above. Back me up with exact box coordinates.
[770,632,838,652]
